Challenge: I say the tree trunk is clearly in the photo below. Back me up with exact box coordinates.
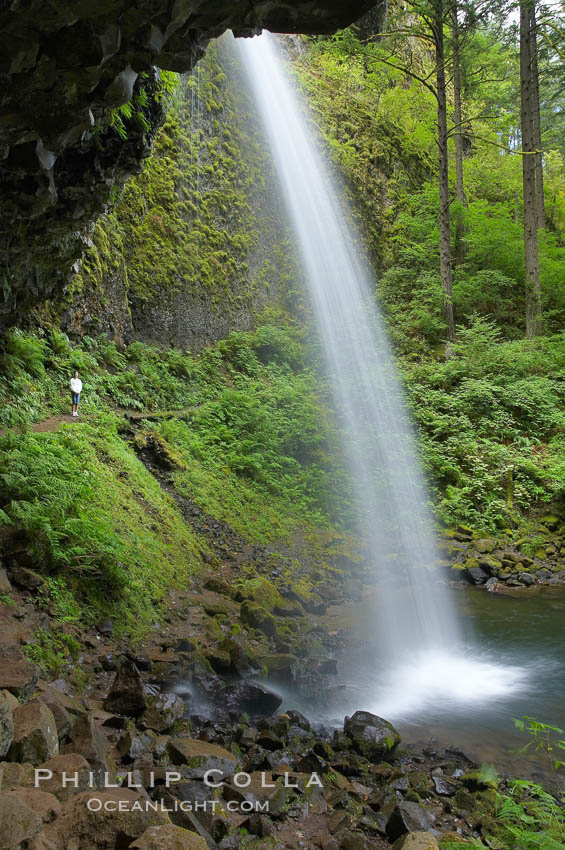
[520,0,542,338]
[435,0,455,343]
[452,2,466,265]
[529,3,545,229]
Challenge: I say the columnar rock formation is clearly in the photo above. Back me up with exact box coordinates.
[0,0,377,327]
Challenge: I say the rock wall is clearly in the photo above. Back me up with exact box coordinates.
[61,39,301,349]
[0,0,378,329]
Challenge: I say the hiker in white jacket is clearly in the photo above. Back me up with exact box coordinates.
[70,371,83,417]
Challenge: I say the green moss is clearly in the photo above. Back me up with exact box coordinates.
[69,40,295,323]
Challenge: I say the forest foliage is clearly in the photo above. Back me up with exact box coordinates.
[292,4,565,530]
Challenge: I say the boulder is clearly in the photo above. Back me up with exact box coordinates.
[238,577,303,617]
[344,711,400,760]
[386,802,432,841]
[8,701,59,766]
[0,691,14,759]
[167,738,239,780]
[240,600,277,637]
[63,712,113,785]
[43,702,71,742]
[217,681,282,717]
[519,572,535,586]
[10,566,44,590]
[0,646,40,700]
[0,761,35,790]
[261,653,299,683]
[393,833,439,850]
[36,683,86,716]
[118,729,154,762]
[223,771,286,816]
[40,789,168,848]
[35,753,91,800]
[103,659,147,717]
[6,788,61,823]
[466,565,489,585]
[131,825,209,849]
[0,792,43,849]
[474,539,498,554]
[339,832,370,850]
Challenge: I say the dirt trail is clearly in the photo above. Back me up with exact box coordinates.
[0,414,81,437]
[0,406,202,438]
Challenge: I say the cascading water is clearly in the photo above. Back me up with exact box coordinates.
[234,32,527,718]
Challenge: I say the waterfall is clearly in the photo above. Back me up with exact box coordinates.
[234,32,526,717]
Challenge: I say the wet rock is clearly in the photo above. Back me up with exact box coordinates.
[0,691,14,759]
[518,572,535,586]
[205,647,233,675]
[131,824,209,849]
[257,730,284,751]
[141,692,186,733]
[466,564,489,584]
[35,753,91,800]
[8,700,59,766]
[0,792,43,849]
[386,801,432,841]
[344,711,400,760]
[168,738,239,779]
[220,635,259,676]
[261,653,298,683]
[103,659,147,717]
[40,789,168,848]
[0,646,40,700]
[392,833,439,850]
[217,681,282,717]
[287,710,311,731]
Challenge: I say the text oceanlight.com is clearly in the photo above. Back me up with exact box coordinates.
[86,798,270,813]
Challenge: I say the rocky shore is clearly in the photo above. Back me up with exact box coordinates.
[0,549,514,850]
[443,516,565,591]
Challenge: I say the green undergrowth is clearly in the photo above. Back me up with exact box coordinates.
[0,416,201,638]
[402,319,565,531]
[0,321,351,639]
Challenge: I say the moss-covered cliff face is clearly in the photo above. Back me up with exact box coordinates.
[61,40,300,349]
[0,0,377,329]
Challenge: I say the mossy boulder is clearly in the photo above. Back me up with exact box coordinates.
[474,538,498,554]
[344,711,400,761]
[540,515,560,531]
[240,600,277,637]
[238,577,303,617]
